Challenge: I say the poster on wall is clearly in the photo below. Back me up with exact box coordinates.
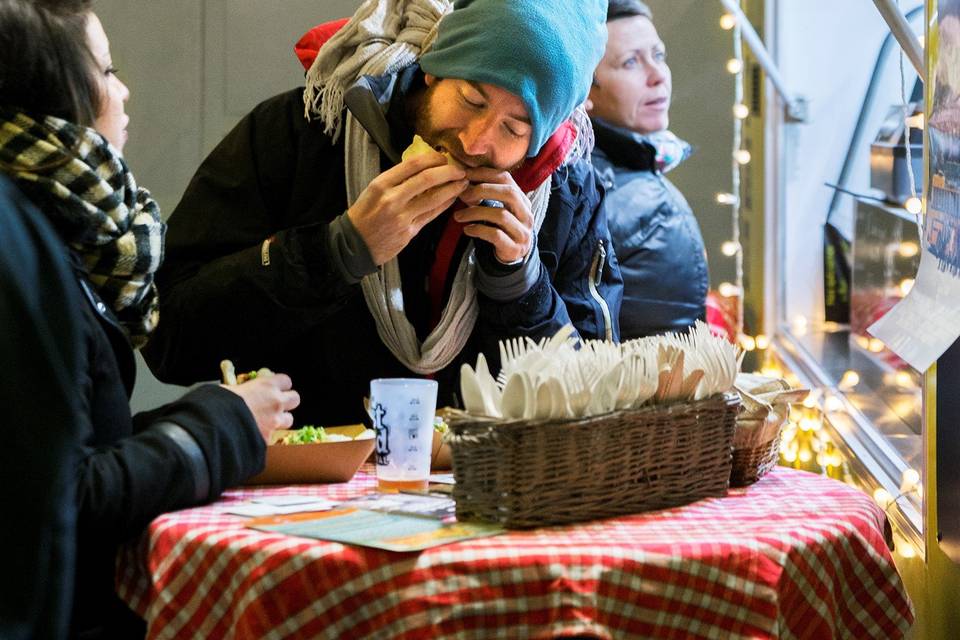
[867,0,960,372]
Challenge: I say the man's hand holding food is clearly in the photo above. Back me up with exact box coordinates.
[347,149,468,266]
[345,136,537,302]
[455,166,534,265]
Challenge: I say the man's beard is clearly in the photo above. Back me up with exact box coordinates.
[413,82,525,172]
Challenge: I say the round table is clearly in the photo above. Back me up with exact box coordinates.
[116,466,913,639]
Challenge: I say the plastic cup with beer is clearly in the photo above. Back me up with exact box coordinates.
[369,378,438,492]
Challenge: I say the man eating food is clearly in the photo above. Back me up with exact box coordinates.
[143,0,623,425]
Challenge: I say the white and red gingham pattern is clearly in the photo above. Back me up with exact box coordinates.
[115,467,913,639]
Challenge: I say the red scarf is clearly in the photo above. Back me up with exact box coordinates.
[426,122,575,329]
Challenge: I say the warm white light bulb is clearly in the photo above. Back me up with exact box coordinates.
[733,103,750,119]
[824,395,844,413]
[734,149,752,164]
[898,241,919,258]
[726,58,744,74]
[868,338,886,353]
[873,488,893,508]
[739,335,757,351]
[902,468,921,488]
[755,334,770,350]
[894,371,914,388]
[839,370,860,389]
[716,192,738,205]
[721,241,740,256]
[905,196,923,215]
[719,13,736,30]
[718,282,740,297]
[899,278,915,296]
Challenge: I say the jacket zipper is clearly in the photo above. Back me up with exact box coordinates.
[588,239,613,341]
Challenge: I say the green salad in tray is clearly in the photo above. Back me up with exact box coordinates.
[277,417,447,446]
[277,425,375,445]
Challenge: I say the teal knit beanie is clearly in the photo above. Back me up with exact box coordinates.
[419,0,608,157]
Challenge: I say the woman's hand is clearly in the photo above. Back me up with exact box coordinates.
[222,373,300,443]
[347,152,468,265]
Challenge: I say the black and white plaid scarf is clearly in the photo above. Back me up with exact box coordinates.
[0,108,165,348]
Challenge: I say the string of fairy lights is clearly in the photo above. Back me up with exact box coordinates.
[717,7,744,341]
[717,5,754,349]
[716,4,922,559]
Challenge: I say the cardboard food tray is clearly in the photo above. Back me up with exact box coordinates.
[431,406,458,470]
[245,424,375,485]
[431,429,452,470]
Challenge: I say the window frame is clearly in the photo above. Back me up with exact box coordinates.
[763,0,925,550]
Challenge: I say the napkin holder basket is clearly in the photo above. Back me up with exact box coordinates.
[447,393,740,529]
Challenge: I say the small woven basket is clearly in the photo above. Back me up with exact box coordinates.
[730,432,781,487]
[448,393,740,529]
[730,374,808,487]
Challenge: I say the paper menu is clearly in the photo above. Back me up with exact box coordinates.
[246,508,502,552]
[222,497,338,518]
[868,246,960,371]
[342,492,457,520]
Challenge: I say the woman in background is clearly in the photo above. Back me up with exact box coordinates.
[588,0,709,339]
[0,1,300,637]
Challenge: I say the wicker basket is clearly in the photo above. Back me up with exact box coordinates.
[730,432,781,487]
[447,393,740,529]
[730,375,808,487]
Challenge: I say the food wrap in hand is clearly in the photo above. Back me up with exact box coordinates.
[402,134,463,168]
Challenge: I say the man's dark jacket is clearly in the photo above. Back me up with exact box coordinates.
[144,67,623,425]
[591,118,707,339]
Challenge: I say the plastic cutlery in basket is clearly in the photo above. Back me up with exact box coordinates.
[474,353,503,417]
[460,364,489,416]
[501,372,529,420]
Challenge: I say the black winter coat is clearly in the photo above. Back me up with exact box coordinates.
[591,118,708,339]
[2,172,266,638]
[144,68,622,425]
[68,260,266,638]
[0,175,82,640]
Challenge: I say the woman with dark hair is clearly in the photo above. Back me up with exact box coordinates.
[588,0,710,339]
[0,1,301,637]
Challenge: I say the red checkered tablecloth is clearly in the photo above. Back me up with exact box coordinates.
[116,467,913,639]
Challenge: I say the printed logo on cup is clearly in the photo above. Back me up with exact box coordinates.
[372,402,391,465]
